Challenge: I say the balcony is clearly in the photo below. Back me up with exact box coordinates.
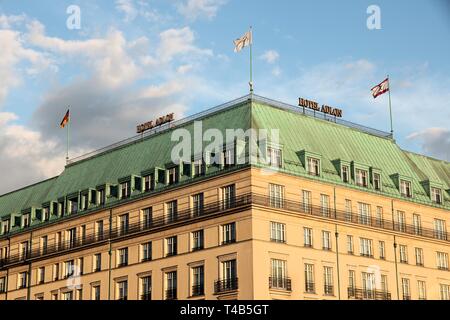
[117,261,128,268]
[270,238,286,244]
[140,293,151,301]
[348,287,391,300]
[192,245,204,252]
[214,278,238,294]
[221,239,236,246]
[269,277,292,291]
[305,282,315,294]
[191,284,205,297]
[165,288,177,300]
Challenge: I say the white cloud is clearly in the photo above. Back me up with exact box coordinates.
[260,50,279,64]
[0,14,26,29]
[177,0,227,21]
[272,66,282,77]
[115,0,138,22]
[407,128,450,161]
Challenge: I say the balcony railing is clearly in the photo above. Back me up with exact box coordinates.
[214,278,238,294]
[269,277,292,291]
[140,293,151,301]
[305,281,315,294]
[324,285,334,296]
[348,287,391,300]
[165,289,177,300]
[1,192,449,270]
[191,284,205,297]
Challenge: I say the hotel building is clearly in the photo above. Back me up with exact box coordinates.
[0,94,449,300]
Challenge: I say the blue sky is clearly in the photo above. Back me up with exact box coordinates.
[0,0,449,193]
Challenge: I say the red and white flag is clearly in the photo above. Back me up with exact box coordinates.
[371,78,390,99]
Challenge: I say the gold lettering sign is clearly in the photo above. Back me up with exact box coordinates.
[299,98,343,118]
[137,113,175,134]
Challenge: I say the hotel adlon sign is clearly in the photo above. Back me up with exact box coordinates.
[298,98,343,118]
[137,113,175,134]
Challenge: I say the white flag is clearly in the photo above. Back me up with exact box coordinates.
[234,30,252,53]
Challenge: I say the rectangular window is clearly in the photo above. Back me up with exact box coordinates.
[22,213,30,228]
[98,189,106,205]
[418,281,427,300]
[143,175,153,192]
[434,219,447,240]
[360,238,373,257]
[413,214,422,235]
[268,147,282,168]
[358,202,371,225]
[192,230,204,251]
[222,184,236,210]
[348,270,356,291]
[96,220,104,240]
[43,207,50,221]
[323,267,334,295]
[222,259,237,283]
[400,180,412,198]
[168,167,178,185]
[94,254,101,272]
[82,194,89,211]
[119,213,129,235]
[67,228,76,248]
[270,222,286,243]
[437,252,449,270]
[166,200,178,223]
[402,278,411,300]
[376,206,383,227]
[92,285,100,300]
[320,194,330,217]
[322,231,331,250]
[118,248,128,267]
[307,157,320,176]
[0,277,5,293]
[120,181,130,199]
[379,241,386,260]
[356,169,368,187]
[304,227,313,248]
[166,236,177,257]
[415,248,424,266]
[141,242,152,262]
[20,241,29,260]
[304,264,315,293]
[2,220,10,234]
[18,272,27,289]
[440,284,450,300]
[222,147,234,167]
[64,260,74,278]
[141,276,151,300]
[269,183,284,208]
[362,272,376,299]
[347,235,354,254]
[270,259,288,290]
[222,222,236,245]
[302,190,312,213]
[431,187,442,204]
[191,266,205,296]
[62,291,73,301]
[166,271,177,300]
[396,211,406,232]
[78,257,84,276]
[345,199,352,222]
[53,263,59,281]
[41,236,48,255]
[373,173,381,190]
[342,165,349,183]
[381,275,388,295]
[38,267,45,284]
[117,280,128,300]
[142,207,152,229]
[399,245,408,263]
[192,193,204,217]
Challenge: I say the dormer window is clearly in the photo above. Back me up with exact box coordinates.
[120,181,130,199]
[268,147,282,168]
[373,173,381,191]
[22,213,30,228]
[168,167,178,185]
[307,157,320,176]
[222,147,235,167]
[143,175,153,192]
[69,197,79,214]
[43,207,50,221]
[356,169,368,187]
[2,220,10,234]
[431,187,442,204]
[82,194,89,211]
[98,189,106,205]
[342,165,349,183]
[193,159,205,177]
[400,180,412,198]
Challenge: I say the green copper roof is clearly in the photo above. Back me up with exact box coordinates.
[0,94,449,222]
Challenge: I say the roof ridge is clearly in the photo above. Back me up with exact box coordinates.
[0,176,58,199]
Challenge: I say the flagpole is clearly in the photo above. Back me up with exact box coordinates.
[66,108,70,164]
[249,26,253,94]
[387,75,393,137]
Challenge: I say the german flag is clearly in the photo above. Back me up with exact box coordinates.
[60,109,70,128]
